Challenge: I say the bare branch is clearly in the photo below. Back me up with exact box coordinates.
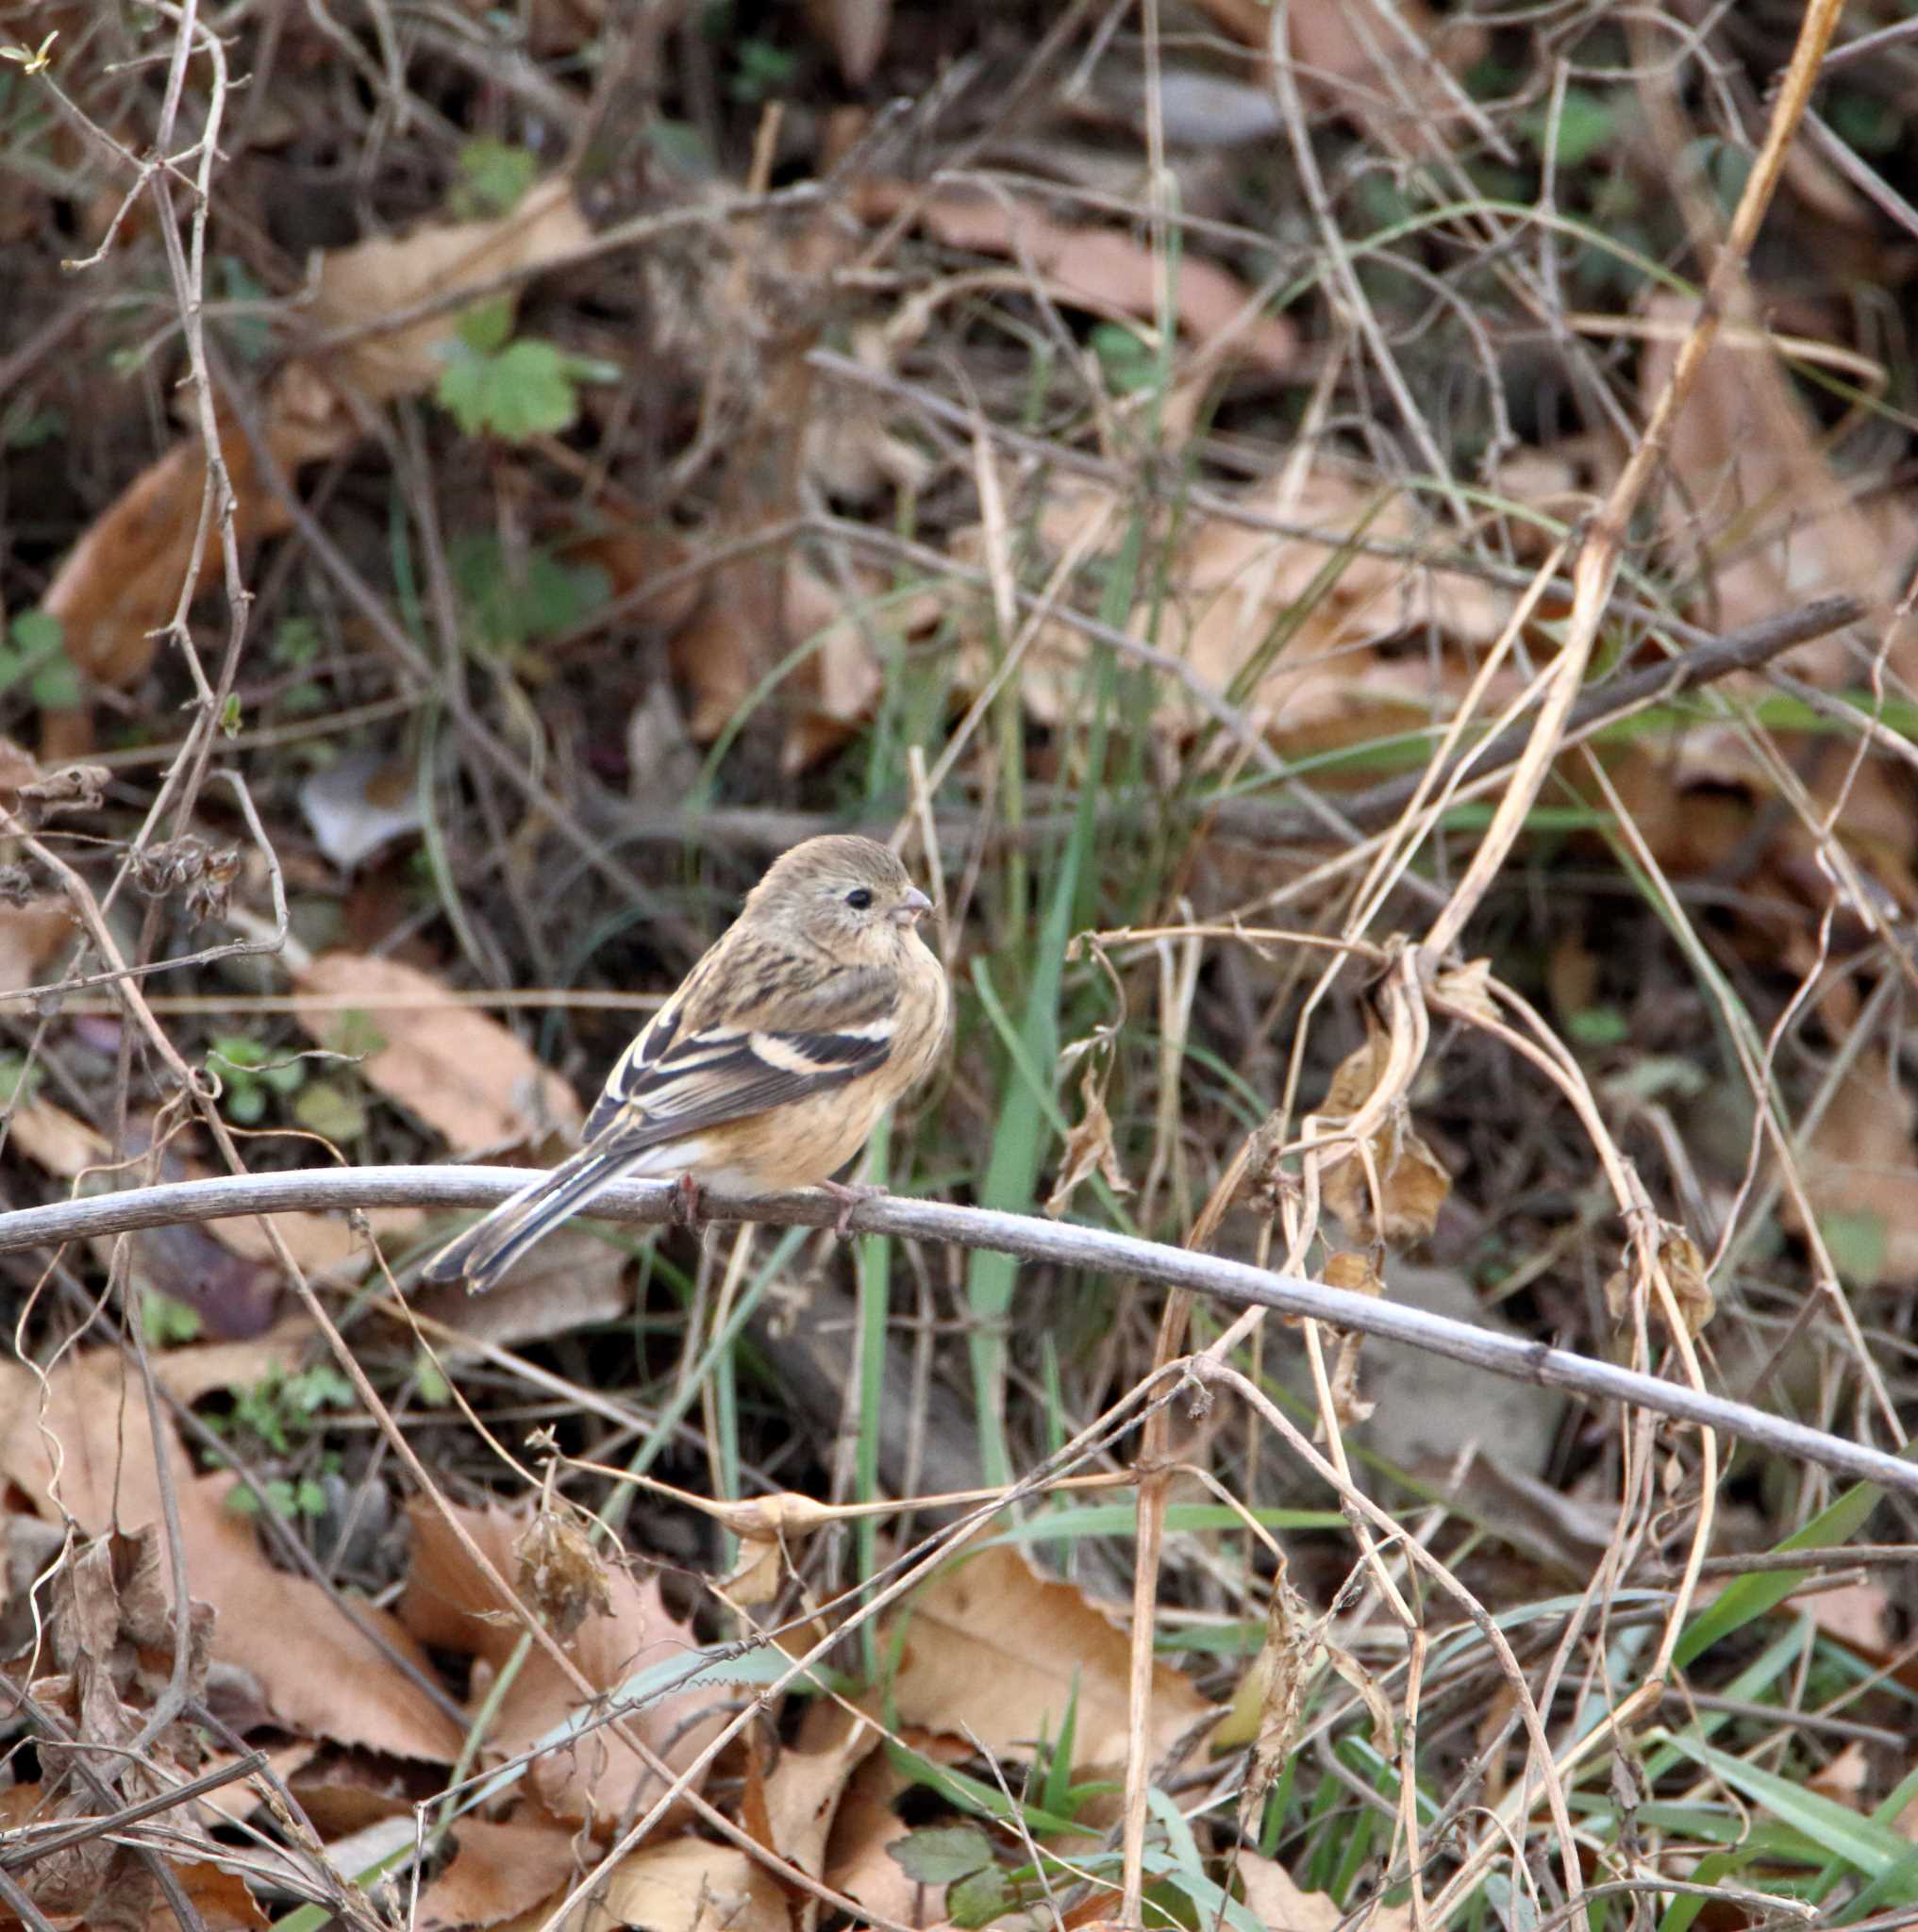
[1,1167,1910,1498]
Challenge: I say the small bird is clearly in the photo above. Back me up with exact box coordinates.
[422,835,948,1293]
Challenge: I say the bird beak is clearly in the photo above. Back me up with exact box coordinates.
[892,887,933,927]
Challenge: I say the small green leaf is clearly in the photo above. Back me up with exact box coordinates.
[294,1079,367,1143]
[273,616,322,667]
[564,352,624,386]
[27,657,79,710]
[0,1054,43,1106]
[887,1826,995,1887]
[328,1010,388,1058]
[287,1365,354,1414]
[437,335,580,441]
[10,608,63,656]
[1089,322,1159,394]
[454,138,538,216]
[226,1083,266,1124]
[3,404,65,450]
[224,1484,261,1516]
[220,693,242,737]
[483,338,578,440]
[729,36,796,102]
[293,1477,327,1517]
[946,1868,1012,1927]
[215,255,275,363]
[645,118,713,176]
[437,350,492,436]
[1820,1209,1887,1290]
[1827,91,1902,157]
[1520,88,1617,168]
[414,1351,452,1407]
[142,1291,202,1345]
[457,295,516,356]
[1603,1055,1707,1105]
[451,535,609,652]
[1568,1006,1630,1047]
[259,1057,308,1096]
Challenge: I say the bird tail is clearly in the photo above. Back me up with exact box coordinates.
[420,1141,641,1292]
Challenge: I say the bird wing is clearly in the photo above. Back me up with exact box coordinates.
[582,943,898,1150]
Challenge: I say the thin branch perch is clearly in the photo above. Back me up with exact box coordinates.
[2,1166,1910,1499]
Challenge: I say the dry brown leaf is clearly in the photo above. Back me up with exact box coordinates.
[1317,1027,1450,1245]
[1185,0,1271,42]
[1321,1251,1385,1297]
[1234,1853,1347,1932]
[575,1836,789,1932]
[152,1857,271,1932]
[625,680,703,815]
[719,1529,787,1610]
[1288,0,1486,124]
[0,899,73,1003]
[1604,1225,1715,1341]
[569,525,704,635]
[885,1541,1212,1774]
[38,178,590,727]
[655,551,910,772]
[0,1351,463,1762]
[399,1500,726,1831]
[293,951,580,1155]
[281,1759,413,1839]
[204,1198,424,1277]
[1431,958,1499,1027]
[856,184,1298,375]
[4,1095,113,1180]
[1810,1740,1872,1805]
[1602,734,1917,985]
[42,409,339,696]
[191,1740,319,1829]
[799,323,933,504]
[309,176,593,402]
[413,1225,632,1353]
[147,1315,317,1405]
[1191,0,1485,158]
[1220,1564,1318,1831]
[1809,1579,1893,1657]
[778,558,887,774]
[1790,1049,1918,1288]
[756,1698,877,1925]
[419,1815,583,1932]
[804,0,892,85]
[971,463,1512,752]
[22,1524,214,1918]
[659,566,766,745]
[823,1728,968,1928]
[1044,1057,1133,1218]
[1641,292,1918,665]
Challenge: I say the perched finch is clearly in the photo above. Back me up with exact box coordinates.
[422,835,948,1292]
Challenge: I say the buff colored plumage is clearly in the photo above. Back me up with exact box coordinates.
[421,835,948,1292]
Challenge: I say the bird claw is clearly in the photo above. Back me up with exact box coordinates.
[673,1173,706,1229]
[820,1178,886,1237]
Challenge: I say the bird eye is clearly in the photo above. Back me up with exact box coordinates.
[845,887,875,910]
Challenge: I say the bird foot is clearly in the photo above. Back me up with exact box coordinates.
[820,1178,887,1237]
[673,1173,706,1229]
